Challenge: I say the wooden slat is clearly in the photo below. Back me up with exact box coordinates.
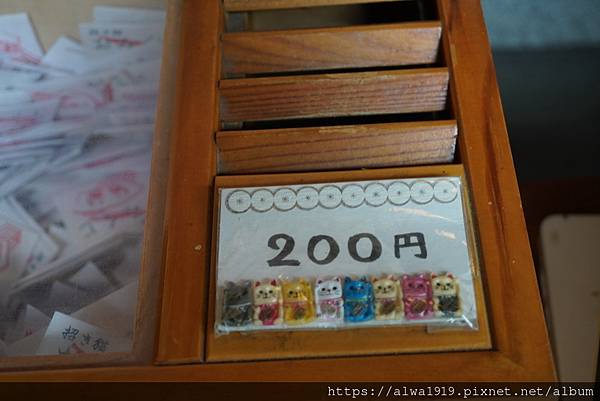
[222,22,441,75]
[220,67,449,122]
[217,120,457,173]
[225,0,403,12]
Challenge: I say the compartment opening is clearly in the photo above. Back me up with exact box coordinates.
[225,110,453,131]
[237,62,443,79]
[226,0,438,32]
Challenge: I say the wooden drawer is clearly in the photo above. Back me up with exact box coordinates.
[0,0,555,381]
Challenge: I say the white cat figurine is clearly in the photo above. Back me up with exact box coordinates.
[314,276,344,322]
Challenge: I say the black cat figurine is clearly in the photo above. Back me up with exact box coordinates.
[221,280,253,327]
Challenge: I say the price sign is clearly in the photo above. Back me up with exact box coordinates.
[215,176,478,330]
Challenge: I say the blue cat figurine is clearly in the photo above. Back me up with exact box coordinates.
[343,276,374,322]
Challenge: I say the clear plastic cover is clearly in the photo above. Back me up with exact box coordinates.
[0,4,164,358]
[214,176,479,335]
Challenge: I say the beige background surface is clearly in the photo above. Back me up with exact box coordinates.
[0,0,166,50]
[541,214,600,382]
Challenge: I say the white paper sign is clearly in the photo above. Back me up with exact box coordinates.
[2,304,50,343]
[0,99,59,136]
[0,211,39,284]
[4,328,45,356]
[36,311,130,355]
[93,6,166,24]
[79,22,164,50]
[0,13,43,64]
[216,176,478,330]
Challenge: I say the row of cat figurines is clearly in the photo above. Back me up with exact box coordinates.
[219,273,463,328]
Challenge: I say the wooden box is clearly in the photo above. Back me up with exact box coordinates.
[0,0,556,381]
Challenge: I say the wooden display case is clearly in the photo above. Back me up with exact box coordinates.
[0,0,556,381]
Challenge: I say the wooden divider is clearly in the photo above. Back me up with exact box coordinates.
[224,0,404,12]
[220,67,449,122]
[222,22,441,75]
[217,120,457,173]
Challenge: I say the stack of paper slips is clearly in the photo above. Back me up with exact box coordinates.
[0,5,165,357]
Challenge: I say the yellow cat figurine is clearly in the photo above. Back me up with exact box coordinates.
[282,279,315,325]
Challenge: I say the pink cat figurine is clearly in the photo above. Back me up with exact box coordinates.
[401,273,433,319]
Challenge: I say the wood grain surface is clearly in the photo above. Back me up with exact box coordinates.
[224,0,404,12]
[0,350,529,381]
[437,0,555,379]
[222,22,441,75]
[153,0,221,364]
[217,120,457,173]
[0,0,557,381]
[220,68,449,122]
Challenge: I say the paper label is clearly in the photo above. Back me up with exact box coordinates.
[36,311,130,355]
[0,13,43,64]
[93,6,166,24]
[79,22,164,50]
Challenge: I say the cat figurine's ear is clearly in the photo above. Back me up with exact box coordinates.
[225,281,234,289]
[431,273,437,279]
[402,274,409,280]
[447,273,454,279]
[333,276,341,283]
[344,277,352,284]
[270,279,277,286]
[255,281,261,287]
[317,278,323,284]
[359,276,368,283]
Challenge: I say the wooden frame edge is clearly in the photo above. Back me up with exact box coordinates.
[153,0,222,364]
[0,351,527,382]
[437,0,555,380]
[0,0,558,381]
[224,0,404,12]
